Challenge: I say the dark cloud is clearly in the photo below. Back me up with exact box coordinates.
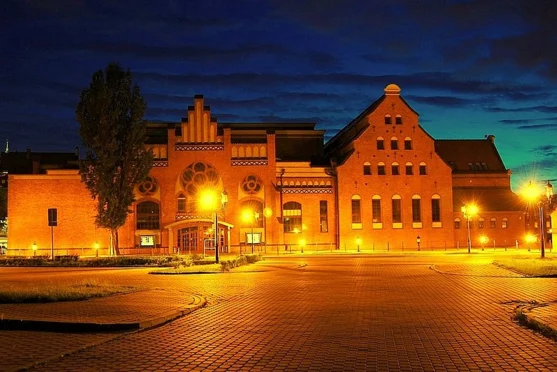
[405,95,474,108]
[517,124,557,130]
[488,106,557,113]
[499,117,557,125]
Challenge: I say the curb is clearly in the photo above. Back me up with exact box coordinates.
[0,296,207,333]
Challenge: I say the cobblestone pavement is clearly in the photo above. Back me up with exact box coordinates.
[1,254,556,371]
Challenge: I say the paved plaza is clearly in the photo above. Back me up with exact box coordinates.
[0,252,556,371]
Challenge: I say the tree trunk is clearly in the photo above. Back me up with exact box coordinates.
[110,228,120,256]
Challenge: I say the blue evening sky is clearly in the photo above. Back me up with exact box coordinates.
[2,0,556,191]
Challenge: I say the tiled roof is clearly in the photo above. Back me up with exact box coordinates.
[452,187,524,212]
[435,138,507,173]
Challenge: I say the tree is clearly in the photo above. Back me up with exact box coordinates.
[76,63,152,256]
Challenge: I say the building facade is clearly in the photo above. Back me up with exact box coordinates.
[7,85,541,256]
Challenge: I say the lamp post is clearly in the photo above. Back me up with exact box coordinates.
[356,236,361,252]
[32,241,37,257]
[199,189,227,263]
[263,207,272,253]
[523,181,554,258]
[461,204,478,254]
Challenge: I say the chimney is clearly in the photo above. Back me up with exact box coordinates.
[485,135,495,143]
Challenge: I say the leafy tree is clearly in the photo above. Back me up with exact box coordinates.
[76,63,152,255]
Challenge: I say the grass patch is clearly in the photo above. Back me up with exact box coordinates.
[0,279,138,303]
[513,308,557,342]
[493,257,557,277]
[152,254,262,274]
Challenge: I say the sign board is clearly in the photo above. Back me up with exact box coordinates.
[140,235,155,247]
[246,233,261,244]
[48,208,57,227]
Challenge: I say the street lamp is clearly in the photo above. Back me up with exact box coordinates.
[479,235,488,251]
[523,180,553,258]
[242,208,259,254]
[198,188,227,263]
[461,204,478,253]
[356,236,361,252]
[32,241,37,256]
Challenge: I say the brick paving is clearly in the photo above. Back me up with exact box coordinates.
[0,255,555,371]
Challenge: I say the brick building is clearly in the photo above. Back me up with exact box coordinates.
[7,84,537,256]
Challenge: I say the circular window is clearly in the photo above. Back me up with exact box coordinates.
[138,176,158,196]
[241,174,262,194]
[180,162,220,196]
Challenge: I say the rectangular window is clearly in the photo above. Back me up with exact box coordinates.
[385,116,392,125]
[391,140,398,150]
[378,165,386,175]
[392,199,402,223]
[412,199,421,222]
[406,165,413,175]
[352,199,361,223]
[363,164,371,175]
[419,165,427,175]
[490,219,496,228]
[392,165,399,175]
[377,140,384,150]
[478,219,485,228]
[455,220,461,229]
[396,116,403,125]
[372,199,381,223]
[320,200,328,233]
[431,199,441,222]
[404,140,412,150]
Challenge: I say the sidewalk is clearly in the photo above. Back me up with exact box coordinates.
[0,289,206,332]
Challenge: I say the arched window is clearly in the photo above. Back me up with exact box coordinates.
[391,162,400,175]
[404,137,412,150]
[231,146,238,158]
[390,136,398,150]
[395,115,403,125]
[363,162,371,175]
[419,162,427,175]
[283,201,302,233]
[376,136,385,150]
[502,217,508,229]
[241,200,264,228]
[372,195,382,223]
[478,217,485,228]
[351,195,362,224]
[405,162,413,175]
[385,114,392,125]
[490,218,497,228]
[412,194,421,223]
[177,193,186,212]
[136,201,160,230]
[454,218,461,229]
[431,194,441,223]
[378,162,386,175]
[392,195,402,223]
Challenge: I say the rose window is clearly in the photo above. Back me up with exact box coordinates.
[138,176,158,196]
[181,162,220,196]
[241,174,262,194]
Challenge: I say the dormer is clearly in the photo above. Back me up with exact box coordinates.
[180,95,221,144]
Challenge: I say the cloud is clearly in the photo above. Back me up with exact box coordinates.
[405,95,474,108]
[517,124,557,130]
[487,105,557,113]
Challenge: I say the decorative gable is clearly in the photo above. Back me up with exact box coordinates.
[180,95,220,144]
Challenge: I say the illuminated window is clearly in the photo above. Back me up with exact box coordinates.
[404,137,412,150]
[412,195,421,223]
[378,162,386,175]
[391,162,400,175]
[478,218,485,228]
[377,137,385,150]
[431,195,441,222]
[392,195,402,223]
[177,193,186,212]
[351,195,362,224]
[372,195,382,223]
[363,162,372,175]
[502,217,508,229]
[490,218,496,228]
[406,162,413,175]
[391,137,398,150]
[385,115,392,125]
[395,115,402,125]
[454,218,461,229]
[283,201,302,233]
[320,200,328,233]
[419,162,427,175]
[136,201,160,230]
